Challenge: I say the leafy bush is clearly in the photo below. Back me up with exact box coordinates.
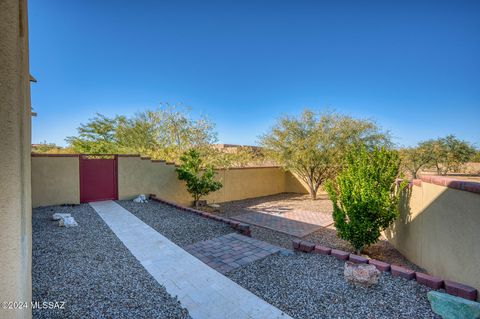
[325,146,406,254]
[175,149,222,207]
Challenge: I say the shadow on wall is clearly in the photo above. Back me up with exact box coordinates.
[384,181,480,300]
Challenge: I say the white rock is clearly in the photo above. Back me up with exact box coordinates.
[59,216,78,227]
[344,261,380,287]
[52,213,71,221]
[133,194,148,203]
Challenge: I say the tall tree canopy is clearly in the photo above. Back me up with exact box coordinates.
[259,110,390,199]
[426,135,476,175]
[260,109,390,199]
[399,141,435,179]
[66,105,218,162]
[400,135,477,177]
[65,104,262,167]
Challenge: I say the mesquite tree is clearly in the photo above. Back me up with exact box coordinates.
[259,110,389,199]
[399,142,434,179]
[325,146,406,254]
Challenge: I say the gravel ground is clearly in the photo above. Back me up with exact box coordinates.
[117,200,233,247]
[32,204,190,319]
[211,193,423,271]
[227,253,439,319]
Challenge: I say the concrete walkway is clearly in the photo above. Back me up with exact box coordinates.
[90,200,291,319]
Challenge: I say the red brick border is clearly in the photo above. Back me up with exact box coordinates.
[416,272,444,290]
[149,194,252,236]
[444,280,478,301]
[291,239,478,301]
[391,265,415,280]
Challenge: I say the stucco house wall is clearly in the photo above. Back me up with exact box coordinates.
[0,0,32,318]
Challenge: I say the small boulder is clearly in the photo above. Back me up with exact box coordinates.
[344,261,380,287]
[428,291,480,319]
[59,216,78,227]
[52,213,71,221]
[133,194,148,203]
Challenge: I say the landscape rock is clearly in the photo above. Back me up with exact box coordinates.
[344,261,380,287]
[59,216,78,227]
[428,290,480,319]
[133,194,148,203]
[52,213,71,221]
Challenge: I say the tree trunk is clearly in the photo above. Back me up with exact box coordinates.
[194,195,200,209]
[412,169,418,179]
[308,186,317,200]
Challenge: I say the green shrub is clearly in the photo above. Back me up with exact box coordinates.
[325,146,406,254]
[176,149,222,207]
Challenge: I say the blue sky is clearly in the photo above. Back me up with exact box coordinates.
[29,0,480,147]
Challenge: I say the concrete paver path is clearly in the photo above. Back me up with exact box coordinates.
[90,200,291,319]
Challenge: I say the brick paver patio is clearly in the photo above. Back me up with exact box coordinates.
[232,210,333,237]
[185,233,284,274]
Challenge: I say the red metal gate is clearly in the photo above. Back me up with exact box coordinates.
[80,155,118,203]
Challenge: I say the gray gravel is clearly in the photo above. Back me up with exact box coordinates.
[32,204,190,319]
[117,200,233,247]
[227,252,439,319]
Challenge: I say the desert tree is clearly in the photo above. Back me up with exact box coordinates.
[427,135,476,175]
[399,142,434,179]
[66,104,220,163]
[66,113,123,154]
[259,109,390,199]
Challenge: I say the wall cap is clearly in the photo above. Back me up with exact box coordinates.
[31,153,282,170]
[419,175,480,195]
[31,153,80,157]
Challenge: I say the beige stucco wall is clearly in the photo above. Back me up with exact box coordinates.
[0,0,32,318]
[31,156,80,207]
[385,182,480,299]
[284,171,309,194]
[117,157,191,204]
[31,156,303,207]
[207,167,287,204]
[117,156,290,206]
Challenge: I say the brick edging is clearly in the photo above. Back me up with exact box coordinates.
[148,194,252,236]
[417,175,480,195]
[292,239,478,301]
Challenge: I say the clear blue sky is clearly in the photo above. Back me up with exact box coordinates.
[29,0,480,147]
